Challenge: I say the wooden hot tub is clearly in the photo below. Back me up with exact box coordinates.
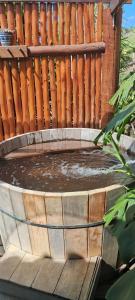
[0,128,134,266]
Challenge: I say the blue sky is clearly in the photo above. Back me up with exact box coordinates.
[123,0,135,28]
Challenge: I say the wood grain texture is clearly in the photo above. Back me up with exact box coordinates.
[90,3,95,128]
[62,194,88,259]
[89,192,106,257]
[102,186,126,267]
[55,259,88,300]
[23,192,50,257]
[45,196,65,259]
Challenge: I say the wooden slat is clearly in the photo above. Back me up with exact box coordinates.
[10,188,32,253]
[45,196,65,259]
[59,3,66,128]
[47,3,57,128]
[88,192,106,257]
[24,3,36,132]
[77,3,84,128]
[65,3,72,127]
[84,3,91,128]
[52,3,61,128]
[54,259,88,300]
[10,253,42,287]
[114,8,122,90]
[102,186,125,267]
[101,8,115,127]
[62,194,88,259]
[32,3,44,130]
[0,246,24,281]
[40,3,50,129]
[0,185,20,248]
[23,192,50,257]
[32,259,65,293]
[0,4,15,138]
[16,3,30,133]
[90,3,95,128]
[95,1,103,128]
[0,212,8,248]
[7,3,23,136]
[71,3,78,127]
[79,257,99,300]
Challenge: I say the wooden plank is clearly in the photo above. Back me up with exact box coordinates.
[77,3,84,128]
[0,212,8,249]
[32,258,65,293]
[71,3,78,127]
[0,46,28,59]
[59,3,66,128]
[113,8,122,91]
[62,194,88,259]
[10,188,32,253]
[0,4,15,138]
[23,192,50,257]
[101,8,115,128]
[32,3,44,130]
[79,257,99,300]
[102,186,126,267]
[24,3,36,132]
[10,253,42,287]
[40,3,50,129]
[16,3,30,133]
[0,107,4,141]
[54,259,88,300]
[95,1,103,128]
[89,192,106,257]
[0,184,20,248]
[84,3,91,128]
[45,195,65,259]
[65,3,72,127]
[0,245,24,280]
[7,3,23,136]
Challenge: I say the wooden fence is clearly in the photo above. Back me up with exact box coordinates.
[0,0,123,141]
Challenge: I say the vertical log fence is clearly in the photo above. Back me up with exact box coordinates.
[0,0,131,141]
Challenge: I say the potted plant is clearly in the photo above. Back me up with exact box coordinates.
[0,29,15,46]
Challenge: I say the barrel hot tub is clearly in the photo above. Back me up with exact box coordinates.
[0,129,135,266]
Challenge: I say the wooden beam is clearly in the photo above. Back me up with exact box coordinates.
[29,42,105,57]
[111,0,132,14]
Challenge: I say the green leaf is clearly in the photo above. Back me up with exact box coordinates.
[106,269,135,300]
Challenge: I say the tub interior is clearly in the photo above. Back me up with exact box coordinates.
[0,140,134,192]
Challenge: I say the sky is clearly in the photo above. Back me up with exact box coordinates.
[123,0,135,28]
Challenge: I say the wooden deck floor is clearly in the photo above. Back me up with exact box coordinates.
[0,246,101,300]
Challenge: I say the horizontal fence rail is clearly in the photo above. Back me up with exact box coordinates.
[0,1,122,140]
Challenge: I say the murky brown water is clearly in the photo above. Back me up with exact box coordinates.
[0,141,134,192]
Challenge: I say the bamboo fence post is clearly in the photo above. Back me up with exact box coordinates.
[77,3,85,128]
[95,1,103,128]
[71,3,78,127]
[47,3,57,128]
[59,3,66,128]
[52,3,61,128]
[24,3,36,132]
[0,3,15,138]
[40,3,50,129]
[84,3,91,128]
[90,3,95,128]
[32,3,44,130]
[65,3,72,127]
[16,3,30,133]
[0,61,10,139]
[7,3,23,135]
[0,107,3,142]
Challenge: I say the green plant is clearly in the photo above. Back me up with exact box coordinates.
[95,72,135,300]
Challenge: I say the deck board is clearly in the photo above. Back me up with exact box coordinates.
[0,246,102,300]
